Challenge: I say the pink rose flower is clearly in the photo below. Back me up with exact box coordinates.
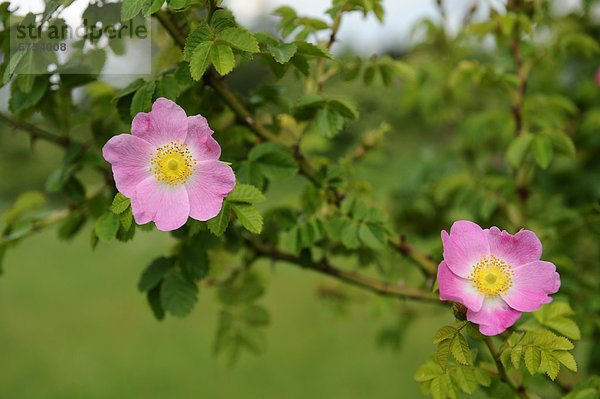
[102,97,235,231]
[437,220,560,336]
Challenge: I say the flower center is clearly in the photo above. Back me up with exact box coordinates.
[149,140,197,186]
[468,254,514,297]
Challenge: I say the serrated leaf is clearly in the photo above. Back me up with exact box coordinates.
[95,211,120,242]
[142,0,163,16]
[451,333,470,365]
[545,317,581,340]
[111,193,130,214]
[454,366,477,394]
[511,345,523,369]
[474,367,491,387]
[549,336,574,351]
[121,0,143,20]
[183,22,213,61]
[437,339,451,370]
[358,222,386,249]
[138,256,169,292]
[533,135,554,169]
[157,76,180,101]
[147,284,165,321]
[541,350,560,380]
[227,184,265,203]
[120,207,133,231]
[544,130,575,156]
[316,107,344,138]
[294,41,332,59]
[248,143,298,180]
[211,44,235,76]
[266,39,297,64]
[240,304,270,327]
[217,27,259,53]
[329,98,359,120]
[207,202,231,236]
[414,362,444,382]
[525,346,541,375]
[231,203,263,234]
[341,222,360,249]
[433,326,458,344]
[130,81,155,117]
[189,41,213,80]
[552,350,577,372]
[160,271,198,317]
[506,133,534,167]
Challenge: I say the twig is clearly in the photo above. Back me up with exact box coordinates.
[0,111,70,147]
[485,337,530,399]
[247,238,440,302]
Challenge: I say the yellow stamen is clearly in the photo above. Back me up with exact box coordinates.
[468,254,514,297]
[149,141,196,185]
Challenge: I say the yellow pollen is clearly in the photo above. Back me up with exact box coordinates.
[468,254,514,297]
[149,141,197,186]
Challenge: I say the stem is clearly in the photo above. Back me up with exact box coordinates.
[390,235,438,277]
[315,4,347,93]
[206,0,216,24]
[485,337,530,399]
[247,239,440,302]
[0,112,70,147]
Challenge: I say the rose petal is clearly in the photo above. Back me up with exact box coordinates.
[443,220,490,278]
[185,115,221,161]
[467,296,521,336]
[131,98,188,147]
[186,160,235,221]
[131,177,190,231]
[486,227,543,266]
[502,261,560,312]
[438,261,485,312]
[102,134,153,197]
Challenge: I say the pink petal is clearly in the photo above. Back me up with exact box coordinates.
[501,261,560,312]
[486,227,542,266]
[102,134,153,197]
[131,177,190,231]
[185,115,221,161]
[131,98,188,147]
[438,261,484,312]
[443,220,490,278]
[186,160,235,221]
[467,296,522,336]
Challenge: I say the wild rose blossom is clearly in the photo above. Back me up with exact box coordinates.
[102,97,235,231]
[437,220,560,335]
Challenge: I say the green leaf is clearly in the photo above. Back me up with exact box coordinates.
[189,41,213,81]
[142,0,163,16]
[414,362,444,382]
[533,135,554,169]
[266,39,297,64]
[211,44,235,76]
[157,76,180,101]
[541,350,560,380]
[160,271,198,317]
[138,257,169,292]
[511,345,523,369]
[341,222,360,249]
[553,350,577,372]
[544,130,575,156]
[316,107,344,138]
[57,210,86,240]
[227,184,265,203]
[240,304,270,327]
[436,339,451,370]
[358,222,386,249]
[545,317,581,340]
[130,81,156,117]
[121,0,143,20]
[95,211,120,242]
[10,78,48,112]
[430,375,447,399]
[147,284,165,321]
[450,333,470,365]
[248,143,298,180]
[329,98,359,120]
[433,326,457,344]
[231,203,263,234]
[294,41,332,59]
[524,346,541,375]
[506,133,534,167]
[120,207,133,231]
[111,193,130,214]
[454,366,477,394]
[474,367,491,387]
[183,22,213,61]
[217,28,259,53]
[207,201,231,236]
